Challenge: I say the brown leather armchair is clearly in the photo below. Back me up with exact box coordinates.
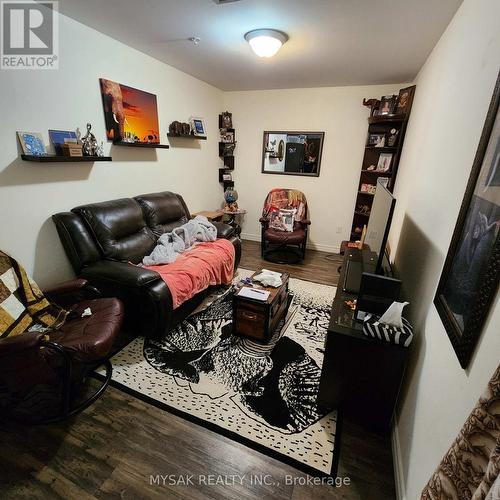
[0,279,123,423]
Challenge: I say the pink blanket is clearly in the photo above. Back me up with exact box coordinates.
[144,239,235,309]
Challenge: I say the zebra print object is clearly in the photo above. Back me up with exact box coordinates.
[362,314,414,347]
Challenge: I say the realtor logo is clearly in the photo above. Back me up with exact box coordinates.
[1,1,58,69]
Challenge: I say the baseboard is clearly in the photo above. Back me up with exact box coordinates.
[391,416,406,500]
[240,232,341,255]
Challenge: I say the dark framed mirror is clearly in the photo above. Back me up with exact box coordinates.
[262,131,325,177]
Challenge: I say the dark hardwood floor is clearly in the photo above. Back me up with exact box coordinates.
[0,241,396,500]
[239,240,342,287]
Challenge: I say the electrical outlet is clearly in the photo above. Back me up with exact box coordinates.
[336,226,343,234]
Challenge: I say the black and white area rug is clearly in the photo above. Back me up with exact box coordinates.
[103,269,338,476]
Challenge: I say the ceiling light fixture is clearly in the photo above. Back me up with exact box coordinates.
[244,29,288,58]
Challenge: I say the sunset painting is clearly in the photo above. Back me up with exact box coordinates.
[99,78,160,143]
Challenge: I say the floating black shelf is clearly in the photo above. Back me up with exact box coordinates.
[368,114,405,124]
[364,146,398,151]
[358,191,375,196]
[167,133,207,140]
[21,154,112,162]
[354,211,370,217]
[361,170,392,175]
[112,141,169,149]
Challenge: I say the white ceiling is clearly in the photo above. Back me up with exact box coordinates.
[60,0,462,91]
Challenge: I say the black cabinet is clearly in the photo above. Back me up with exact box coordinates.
[318,251,409,434]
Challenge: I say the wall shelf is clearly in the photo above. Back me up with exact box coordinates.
[21,154,112,162]
[364,146,398,151]
[361,170,392,175]
[367,114,405,124]
[167,133,207,140]
[112,141,169,149]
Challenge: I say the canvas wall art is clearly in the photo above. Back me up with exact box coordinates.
[434,72,499,368]
[99,78,160,143]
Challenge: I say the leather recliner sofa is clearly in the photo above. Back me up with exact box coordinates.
[52,191,241,339]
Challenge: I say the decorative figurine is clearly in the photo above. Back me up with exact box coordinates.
[223,186,239,212]
[80,123,98,156]
[387,128,399,147]
[95,141,104,157]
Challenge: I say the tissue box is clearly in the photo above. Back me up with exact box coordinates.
[363,314,414,347]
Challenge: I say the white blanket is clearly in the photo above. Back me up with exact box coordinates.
[143,215,217,266]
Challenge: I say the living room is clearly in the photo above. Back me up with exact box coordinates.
[0,0,498,499]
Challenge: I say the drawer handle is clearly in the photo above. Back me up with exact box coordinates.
[241,311,258,320]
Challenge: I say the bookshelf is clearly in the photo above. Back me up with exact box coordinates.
[349,86,416,241]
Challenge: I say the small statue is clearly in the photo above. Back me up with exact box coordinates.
[387,128,399,147]
[95,141,104,157]
[81,123,98,156]
[363,98,381,116]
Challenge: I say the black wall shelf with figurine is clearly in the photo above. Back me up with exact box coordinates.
[21,154,112,162]
[167,133,207,140]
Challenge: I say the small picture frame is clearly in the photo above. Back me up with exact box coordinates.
[219,111,233,129]
[367,133,385,147]
[387,128,399,147]
[396,85,416,115]
[377,153,393,172]
[49,129,77,154]
[190,117,206,136]
[378,95,397,115]
[220,130,235,143]
[17,131,46,156]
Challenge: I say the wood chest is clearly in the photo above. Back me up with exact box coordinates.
[232,272,290,342]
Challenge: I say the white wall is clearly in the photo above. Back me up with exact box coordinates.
[388,0,500,498]
[223,84,406,253]
[0,13,223,287]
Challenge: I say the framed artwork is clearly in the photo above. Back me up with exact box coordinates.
[220,130,235,143]
[219,111,232,129]
[378,95,397,115]
[262,131,325,177]
[434,72,500,369]
[368,133,385,147]
[377,153,392,172]
[190,117,206,136]
[99,78,160,143]
[49,129,77,154]
[396,85,416,115]
[17,131,46,156]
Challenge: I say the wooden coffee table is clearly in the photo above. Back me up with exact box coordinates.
[232,272,290,343]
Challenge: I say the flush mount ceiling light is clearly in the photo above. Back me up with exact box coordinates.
[244,29,288,58]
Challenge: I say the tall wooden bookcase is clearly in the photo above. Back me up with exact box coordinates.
[349,86,416,241]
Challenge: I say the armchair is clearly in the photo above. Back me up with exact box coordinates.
[260,188,310,264]
[0,279,123,423]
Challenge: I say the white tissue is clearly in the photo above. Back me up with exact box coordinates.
[378,301,409,328]
[81,307,92,317]
[253,269,283,287]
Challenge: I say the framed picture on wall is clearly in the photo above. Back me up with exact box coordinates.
[434,72,499,369]
[378,95,397,115]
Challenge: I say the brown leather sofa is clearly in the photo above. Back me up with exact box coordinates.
[52,191,241,339]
